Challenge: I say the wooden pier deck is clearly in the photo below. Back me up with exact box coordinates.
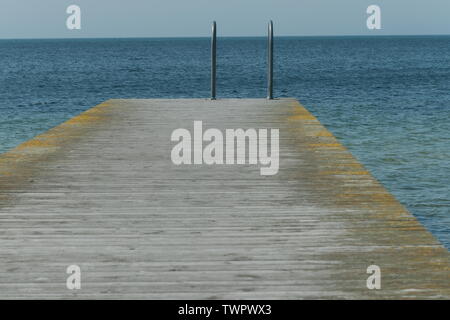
[0,98,449,299]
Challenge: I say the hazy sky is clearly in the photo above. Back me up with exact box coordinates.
[1,0,449,39]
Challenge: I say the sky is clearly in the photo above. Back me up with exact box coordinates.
[0,0,449,39]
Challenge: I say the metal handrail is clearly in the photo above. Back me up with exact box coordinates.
[267,20,274,100]
[210,20,274,100]
[211,21,217,100]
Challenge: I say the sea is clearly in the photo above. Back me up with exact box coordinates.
[0,36,449,248]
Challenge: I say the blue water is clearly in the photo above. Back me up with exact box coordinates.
[0,36,449,248]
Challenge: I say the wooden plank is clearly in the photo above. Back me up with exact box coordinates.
[0,98,448,299]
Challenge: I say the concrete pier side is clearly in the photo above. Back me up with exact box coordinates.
[0,98,448,299]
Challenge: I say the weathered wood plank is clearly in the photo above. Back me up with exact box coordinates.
[0,98,448,299]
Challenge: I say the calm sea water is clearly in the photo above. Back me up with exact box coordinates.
[0,36,449,248]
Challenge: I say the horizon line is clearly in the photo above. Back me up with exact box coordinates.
[1,33,450,41]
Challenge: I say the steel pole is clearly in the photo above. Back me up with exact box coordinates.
[267,20,274,100]
[211,21,217,100]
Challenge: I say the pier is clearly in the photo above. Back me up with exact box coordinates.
[0,98,449,299]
